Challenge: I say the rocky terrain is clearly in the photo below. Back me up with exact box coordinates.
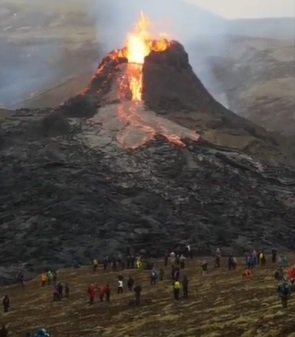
[203,36,295,135]
[1,41,295,284]
[1,256,295,337]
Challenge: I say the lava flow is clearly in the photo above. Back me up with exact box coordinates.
[83,13,200,150]
[115,13,197,149]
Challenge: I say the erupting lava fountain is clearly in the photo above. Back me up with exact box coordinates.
[66,13,201,150]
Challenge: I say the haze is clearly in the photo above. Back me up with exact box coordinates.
[187,0,295,18]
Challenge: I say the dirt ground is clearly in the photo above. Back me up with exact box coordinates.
[1,255,295,337]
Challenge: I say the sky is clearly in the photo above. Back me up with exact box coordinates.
[187,0,295,18]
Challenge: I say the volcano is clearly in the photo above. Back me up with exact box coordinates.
[62,26,286,162]
[0,15,295,284]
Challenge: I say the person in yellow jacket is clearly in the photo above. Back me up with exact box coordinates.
[41,273,48,287]
[173,280,181,300]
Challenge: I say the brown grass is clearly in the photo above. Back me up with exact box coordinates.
[1,256,295,337]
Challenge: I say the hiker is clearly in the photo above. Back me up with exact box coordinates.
[243,268,253,279]
[2,295,9,313]
[93,259,98,272]
[274,268,284,281]
[41,273,48,287]
[170,251,176,264]
[53,285,60,301]
[17,271,25,287]
[0,325,8,337]
[47,270,53,285]
[52,270,57,285]
[281,255,289,268]
[65,283,70,298]
[134,284,142,305]
[127,276,134,291]
[288,266,295,283]
[98,287,104,302]
[160,268,164,281]
[150,268,157,286]
[228,256,237,270]
[118,279,124,294]
[272,248,277,263]
[180,254,186,269]
[112,259,117,271]
[104,284,111,302]
[33,329,50,337]
[182,275,189,298]
[173,267,180,281]
[57,282,63,298]
[136,258,142,270]
[171,265,176,280]
[259,252,266,266]
[201,260,208,276]
[88,284,96,305]
[215,254,221,268]
[252,249,257,266]
[186,244,193,259]
[173,280,181,300]
[277,279,292,308]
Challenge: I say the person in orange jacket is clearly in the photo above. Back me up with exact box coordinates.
[41,273,48,287]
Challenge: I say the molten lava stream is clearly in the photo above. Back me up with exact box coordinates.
[116,102,156,149]
[127,63,143,102]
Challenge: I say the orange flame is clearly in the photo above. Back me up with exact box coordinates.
[125,12,170,101]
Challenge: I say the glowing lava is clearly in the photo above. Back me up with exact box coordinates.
[125,12,170,101]
[89,12,200,150]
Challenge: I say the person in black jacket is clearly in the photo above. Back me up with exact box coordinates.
[2,295,9,313]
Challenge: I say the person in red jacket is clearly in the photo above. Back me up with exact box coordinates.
[87,284,96,305]
[288,267,295,283]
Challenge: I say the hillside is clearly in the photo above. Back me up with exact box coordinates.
[1,256,295,337]
[1,0,294,112]
[189,36,295,135]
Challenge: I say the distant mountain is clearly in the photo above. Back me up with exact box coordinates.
[229,17,295,40]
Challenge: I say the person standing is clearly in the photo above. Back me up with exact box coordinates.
[57,282,63,299]
[173,280,181,300]
[0,325,8,337]
[104,284,111,302]
[150,268,157,286]
[93,259,98,272]
[40,273,47,287]
[272,248,277,263]
[65,283,70,298]
[134,285,142,305]
[180,255,186,269]
[87,284,96,305]
[118,279,124,294]
[127,276,134,291]
[277,279,292,308]
[182,275,189,298]
[2,295,10,313]
[202,260,208,276]
[160,268,164,281]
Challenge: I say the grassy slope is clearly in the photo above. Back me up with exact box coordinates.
[1,256,295,337]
